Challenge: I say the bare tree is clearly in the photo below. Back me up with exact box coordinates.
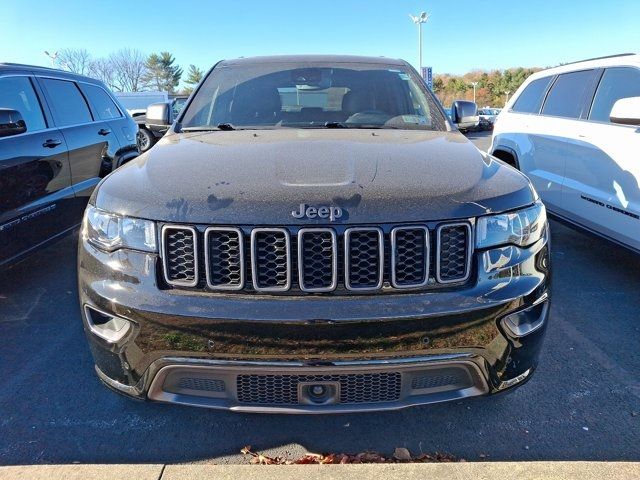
[109,48,147,92]
[56,48,92,75]
[88,58,118,91]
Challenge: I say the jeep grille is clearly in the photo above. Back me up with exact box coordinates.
[161,223,473,293]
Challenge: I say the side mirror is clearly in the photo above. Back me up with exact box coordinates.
[145,102,172,129]
[610,97,640,126]
[451,100,479,130]
[0,108,27,138]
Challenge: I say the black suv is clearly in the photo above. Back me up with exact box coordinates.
[0,64,138,266]
[79,55,550,413]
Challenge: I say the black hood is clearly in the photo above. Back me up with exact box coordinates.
[95,129,534,224]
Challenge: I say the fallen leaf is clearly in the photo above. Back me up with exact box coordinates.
[393,447,412,461]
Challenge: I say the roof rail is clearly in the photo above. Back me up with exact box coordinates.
[563,53,636,66]
[0,62,67,72]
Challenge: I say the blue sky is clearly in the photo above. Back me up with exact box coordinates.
[2,0,639,77]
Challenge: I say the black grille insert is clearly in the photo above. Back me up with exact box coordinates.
[162,226,197,286]
[437,223,471,283]
[391,226,429,288]
[205,227,244,290]
[251,228,290,291]
[298,229,337,292]
[236,372,402,405]
[345,228,383,290]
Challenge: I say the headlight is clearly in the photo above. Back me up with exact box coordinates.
[476,201,547,249]
[83,205,157,252]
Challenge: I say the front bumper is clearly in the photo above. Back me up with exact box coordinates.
[78,230,550,413]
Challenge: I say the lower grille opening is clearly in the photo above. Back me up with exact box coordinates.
[236,372,402,405]
[177,377,226,392]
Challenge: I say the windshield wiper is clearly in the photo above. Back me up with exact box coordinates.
[181,123,237,132]
[323,121,347,129]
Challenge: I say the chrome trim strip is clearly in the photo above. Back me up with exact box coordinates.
[436,222,473,284]
[297,228,338,293]
[344,227,384,291]
[161,225,199,287]
[390,226,430,289]
[204,227,245,291]
[251,227,291,292]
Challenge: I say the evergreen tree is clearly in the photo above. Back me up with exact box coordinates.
[184,64,204,94]
[142,52,183,93]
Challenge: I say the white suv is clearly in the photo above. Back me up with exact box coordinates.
[491,53,640,253]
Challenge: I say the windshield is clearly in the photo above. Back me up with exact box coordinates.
[180,62,447,131]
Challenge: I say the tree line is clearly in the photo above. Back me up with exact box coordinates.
[51,48,205,94]
[433,67,542,108]
[53,48,539,106]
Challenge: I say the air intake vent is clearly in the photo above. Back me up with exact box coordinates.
[298,228,337,292]
[251,228,291,291]
[391,226,429,288]
[162,226,198,287]
[437,223,472,283]
[205,227,244,290]
[236,372,402,405]
[344,228,384,291]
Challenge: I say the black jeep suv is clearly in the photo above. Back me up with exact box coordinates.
[0,64,138,266]
[78,55,550,413]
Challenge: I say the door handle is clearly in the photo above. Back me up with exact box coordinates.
[42,139,62,148]
[98,128,111,136]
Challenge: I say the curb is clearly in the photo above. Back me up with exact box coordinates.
[1,462,639,480]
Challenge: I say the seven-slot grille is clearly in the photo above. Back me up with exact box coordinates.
[161,223,472,293]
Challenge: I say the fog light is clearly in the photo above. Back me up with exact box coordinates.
[84,305,131,343]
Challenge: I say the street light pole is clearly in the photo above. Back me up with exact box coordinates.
[409,12,430,74]
[44,51,58,68]
[505,90,511,106]
[470,82,478,103]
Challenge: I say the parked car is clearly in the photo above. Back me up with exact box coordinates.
[491,53,640,253]
[478,108,499,130]
[78,55,550,413]
[135,95,188,152]
[114,91,169,113]
[0,63,138,267]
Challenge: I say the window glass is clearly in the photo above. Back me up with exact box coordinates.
[590,67,640,123]
[172,98,187,118]
[512,76,553,114]
[82,84,121,120]
[181,63,446,131]
[40,78,92,126]
[0,76,46,132]
[542,70,598,119]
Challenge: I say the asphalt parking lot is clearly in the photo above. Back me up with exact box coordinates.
[1,131,639,465]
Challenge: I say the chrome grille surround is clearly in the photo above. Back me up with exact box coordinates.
[297,228,338,293]
[204,227,245,291]
[160,222,473,293]
[250,228,291,292]
[344,227,384,291]
[390,226,430,289]
[161,225,198,287]
[436,222,473,284]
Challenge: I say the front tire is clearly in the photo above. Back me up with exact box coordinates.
[137,128,155,153]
